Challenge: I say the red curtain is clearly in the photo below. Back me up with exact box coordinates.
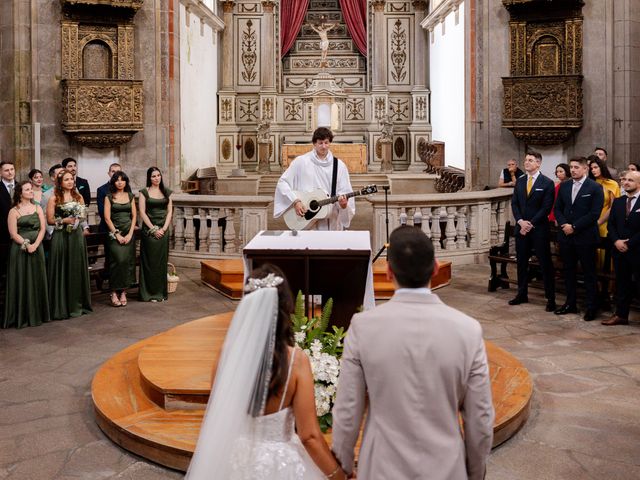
[339,0,367,57]
[280,0,309,58]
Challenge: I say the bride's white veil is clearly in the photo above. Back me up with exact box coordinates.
[185,281,280,479]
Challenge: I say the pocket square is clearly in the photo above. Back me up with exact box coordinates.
[535,188,543,191]
[581,194,591,197]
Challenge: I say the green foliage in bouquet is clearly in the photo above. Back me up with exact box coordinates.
[290,291,346,432]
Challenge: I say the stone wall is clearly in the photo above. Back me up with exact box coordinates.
[0,0,180,194]
[469,0,640,188]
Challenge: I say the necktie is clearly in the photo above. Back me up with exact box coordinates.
[7,183,14,197]
[571,181,581,203]
[526,176,533,196]
[626,196,634,218]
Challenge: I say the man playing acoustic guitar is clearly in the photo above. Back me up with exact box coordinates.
[274,127,355,231]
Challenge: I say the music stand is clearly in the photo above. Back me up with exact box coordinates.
[372,185,391,262]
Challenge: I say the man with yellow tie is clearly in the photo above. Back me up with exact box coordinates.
[509,151,557,311]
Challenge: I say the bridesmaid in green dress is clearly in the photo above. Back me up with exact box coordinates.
[28,168,45,207]
[3,181,50,328]
[138,167,173,302]
[104,171,137,307]
[46,170,92,320]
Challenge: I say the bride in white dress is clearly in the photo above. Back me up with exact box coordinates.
[186,265,347,480]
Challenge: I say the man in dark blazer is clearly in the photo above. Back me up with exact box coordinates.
[62,157,91,206]
[554,156,605,320]
[509,151,556,311]
[0,161,16,297]
[96,162,122,232]
[602,170,640,325]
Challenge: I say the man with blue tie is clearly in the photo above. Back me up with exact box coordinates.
[509,151,556,311]
[554,157,605,321]
[602,170,640,326]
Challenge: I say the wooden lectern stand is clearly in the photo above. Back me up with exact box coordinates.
[243,231,374,331]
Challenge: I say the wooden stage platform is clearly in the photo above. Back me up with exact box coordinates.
[92,312,533,472]
[201,258,452,300]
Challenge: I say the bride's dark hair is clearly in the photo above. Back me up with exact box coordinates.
[248,264,294,402]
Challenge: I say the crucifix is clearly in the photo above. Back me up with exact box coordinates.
[309,15,337,69]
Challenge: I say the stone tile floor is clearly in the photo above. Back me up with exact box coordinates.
[0,264,638,479]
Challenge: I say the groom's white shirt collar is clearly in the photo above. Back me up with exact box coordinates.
[395,287,432,295]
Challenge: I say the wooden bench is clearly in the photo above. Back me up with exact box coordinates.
[487,221,616,293]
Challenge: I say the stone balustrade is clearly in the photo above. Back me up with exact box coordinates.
[367,189,514,264]
[169,194,272,267]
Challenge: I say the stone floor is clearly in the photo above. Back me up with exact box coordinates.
[0,264,639,479]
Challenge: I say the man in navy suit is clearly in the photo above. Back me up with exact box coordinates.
[509,151,556,311]
[554,157,605,321]
[96,163,122,232]
[602,170,640,325]
[62,157,91,206]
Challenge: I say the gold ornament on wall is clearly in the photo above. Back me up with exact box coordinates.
[222,139,232,160]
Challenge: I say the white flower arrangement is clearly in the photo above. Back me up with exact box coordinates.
[291,293,345,432]
[54,201,86,233]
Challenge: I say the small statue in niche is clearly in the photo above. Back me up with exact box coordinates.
[256,116,271,143]
[309,15,337,68]
[379,114,394,141]
[256,116,272,173]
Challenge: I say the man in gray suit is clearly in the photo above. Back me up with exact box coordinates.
[332,226,494,480]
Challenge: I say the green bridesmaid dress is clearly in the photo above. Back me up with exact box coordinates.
[107,193,136,291]
[139,188,172,301]
[3,211,50,328]
[48,202,92,320]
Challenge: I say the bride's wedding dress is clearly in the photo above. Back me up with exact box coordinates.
[185,285,325,480]
[230,351,324,480]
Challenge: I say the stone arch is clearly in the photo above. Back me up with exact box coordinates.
[80,36,116,79]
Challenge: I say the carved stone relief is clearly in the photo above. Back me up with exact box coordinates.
[238,18,260,86]
[388,18,410,85]
[389,97,410,122]
[345,98,365,121]
[414,95,428,121]
[237,97,260,122]
[373,95,387,120]
[220,97,235,123]
[283,98,303,121]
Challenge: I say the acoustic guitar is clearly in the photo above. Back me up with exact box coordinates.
[283,185,378,231]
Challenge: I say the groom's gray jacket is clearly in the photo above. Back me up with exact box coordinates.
[332,290,494,480]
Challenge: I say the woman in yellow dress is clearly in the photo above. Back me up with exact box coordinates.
[590,158,620,310]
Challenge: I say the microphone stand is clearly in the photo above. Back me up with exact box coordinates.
[373,185,391,262]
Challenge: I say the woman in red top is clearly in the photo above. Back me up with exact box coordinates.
[549,163,570,224]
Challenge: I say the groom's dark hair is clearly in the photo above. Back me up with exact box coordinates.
[388,226,435,288]
[312,127,334,143]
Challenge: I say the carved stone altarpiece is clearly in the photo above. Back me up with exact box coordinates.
[60,0,144,148]
[502,0,584,145]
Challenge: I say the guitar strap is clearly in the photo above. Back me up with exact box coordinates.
[331,157,338,197]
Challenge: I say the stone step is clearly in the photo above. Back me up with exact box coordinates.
[283,54,366,74]
[282,73,367,92]
[305,10,343,25]
[299,23,349,39]
[309,0,341,10]
[292,38,357,55]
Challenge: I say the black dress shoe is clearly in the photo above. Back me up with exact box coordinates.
[508,296,529,306]
[583,310,598,321]
[554,304,578,315]
[545,301,557,312]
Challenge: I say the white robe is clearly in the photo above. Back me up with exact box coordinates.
[274,150,355,231]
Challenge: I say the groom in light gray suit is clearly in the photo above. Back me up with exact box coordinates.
[332,226,494,480]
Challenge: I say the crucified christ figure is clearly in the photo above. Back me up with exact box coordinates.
[309,15,337,69]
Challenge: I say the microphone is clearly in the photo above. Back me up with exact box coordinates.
[399,212,407,226]
[413,210,422,228]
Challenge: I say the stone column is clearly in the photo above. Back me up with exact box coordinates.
[371,0,386,90]
[13,0,33,170]
[260,0,276,92]
[412,0,427,89]
[221,1,235,91]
